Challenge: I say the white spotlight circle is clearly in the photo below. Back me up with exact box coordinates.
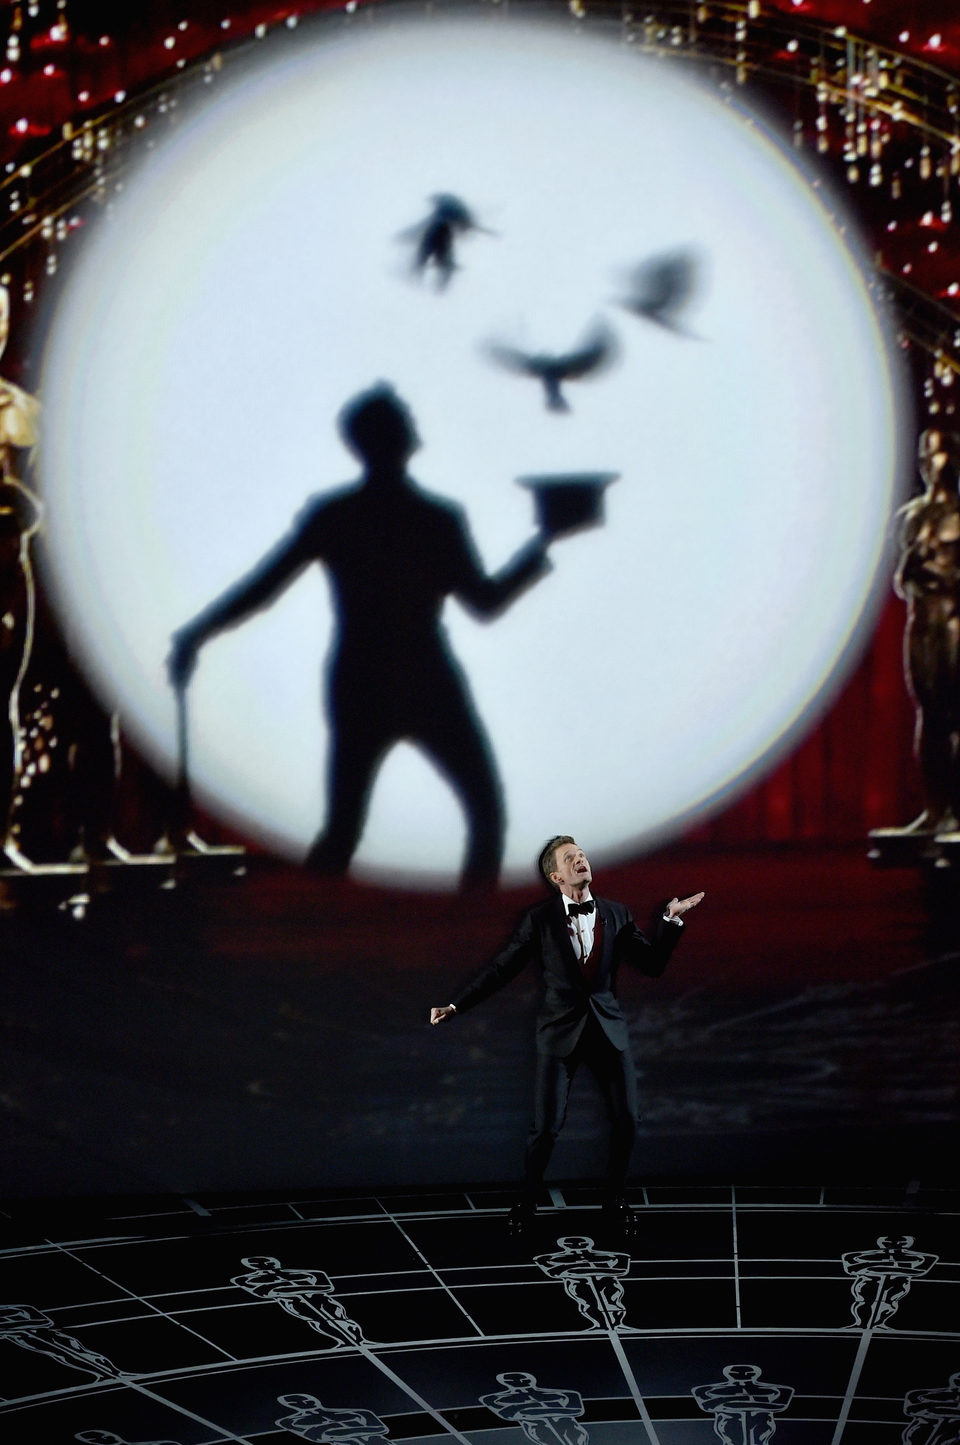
[39,12,905,885]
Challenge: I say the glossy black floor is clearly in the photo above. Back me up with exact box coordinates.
[1,1178,958,1444]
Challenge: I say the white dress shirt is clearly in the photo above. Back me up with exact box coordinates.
[562,890,596,963]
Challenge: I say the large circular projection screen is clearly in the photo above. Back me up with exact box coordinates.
[39,12,904,885]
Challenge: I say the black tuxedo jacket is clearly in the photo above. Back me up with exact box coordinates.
[452,893,682,1058]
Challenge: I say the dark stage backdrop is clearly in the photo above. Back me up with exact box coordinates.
[2,831,957,1199]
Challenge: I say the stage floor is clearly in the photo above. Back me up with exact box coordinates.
[1,1180,958,1443]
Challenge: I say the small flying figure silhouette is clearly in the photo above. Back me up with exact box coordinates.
[398,193,495,289]
[614,249,702,337]
[484,321,618,413]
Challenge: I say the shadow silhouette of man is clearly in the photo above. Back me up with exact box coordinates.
[169,383,551,886]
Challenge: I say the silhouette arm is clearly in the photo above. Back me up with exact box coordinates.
[169,527,313,687]
[451,518,551,619]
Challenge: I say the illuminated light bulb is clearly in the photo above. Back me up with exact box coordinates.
[286,13,299,26]
[114,89,126,103]
[747,0,759,17]
[899,31,909,43]
[834,25,846,37]
[221,18,232,28]
[50,22,66,39]
[869,163,882,186]
[43,63,54,76]
[903,262,913,273]
[920,146,932,180]
[786,39,798,53]
[178,20,188,30]
[921,210,934,226]
[929,241,939,253]
[942,201,952,224]
[78,89,89,102]
[929,34,942,49]
[887,219,897,230]
[0,69,11,83]
[254,23,267,38]
[14,117,27,133]
[164,36,175,49]
[948,282,958,296]
[99,34,111,46]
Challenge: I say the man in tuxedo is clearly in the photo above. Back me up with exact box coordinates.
[430,836,703,1229]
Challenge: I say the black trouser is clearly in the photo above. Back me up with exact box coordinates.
[306,657,504,888]
[523,1014,638,1200]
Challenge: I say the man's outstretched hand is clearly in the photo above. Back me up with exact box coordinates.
[665,891,705,921]
[430,1005,457,1025]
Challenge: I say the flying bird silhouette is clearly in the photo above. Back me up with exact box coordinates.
[614,249,702,336]
[398,193,495,289]
[484,322,618,412]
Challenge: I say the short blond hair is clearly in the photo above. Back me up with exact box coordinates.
[538,835,575,889]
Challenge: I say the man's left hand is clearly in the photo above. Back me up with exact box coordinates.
[665,891,705,920]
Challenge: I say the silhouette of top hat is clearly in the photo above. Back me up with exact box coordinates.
[517,472,619,537]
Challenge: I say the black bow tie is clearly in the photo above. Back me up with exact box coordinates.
[567,900,595,916]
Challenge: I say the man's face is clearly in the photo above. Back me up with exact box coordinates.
[551,841,592,895]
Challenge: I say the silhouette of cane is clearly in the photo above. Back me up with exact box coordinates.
[172,679,192,844]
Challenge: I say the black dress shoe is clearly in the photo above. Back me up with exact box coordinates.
[507,1198,537,1232]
